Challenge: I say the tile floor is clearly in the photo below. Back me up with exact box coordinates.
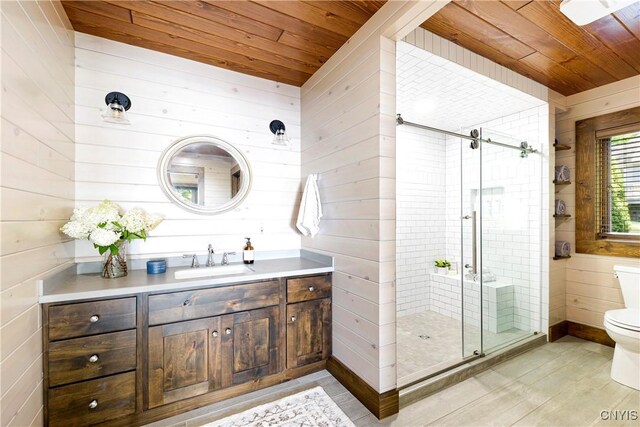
[147,336,640,427]
[397,311,532,386]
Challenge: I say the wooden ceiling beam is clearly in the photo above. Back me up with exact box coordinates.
[515,0,638,81]
[64,6,309,86]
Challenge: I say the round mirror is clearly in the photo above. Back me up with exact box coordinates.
[157,135,252,215]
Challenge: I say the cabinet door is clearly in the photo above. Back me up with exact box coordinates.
[148,316,226,408]
[286,299,331,369]
[222,305,281,386]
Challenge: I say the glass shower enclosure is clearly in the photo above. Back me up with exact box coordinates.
[395,116,542,387]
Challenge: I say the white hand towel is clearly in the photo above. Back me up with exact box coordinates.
[296,174,323,237]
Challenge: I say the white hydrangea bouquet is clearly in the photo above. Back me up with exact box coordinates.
[61,200,163,278]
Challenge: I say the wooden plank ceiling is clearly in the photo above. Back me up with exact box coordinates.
[61,0,386,86]
[62,1,639,94]
[421,0,640,95]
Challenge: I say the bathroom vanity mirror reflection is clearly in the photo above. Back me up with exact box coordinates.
[158,135,252,215]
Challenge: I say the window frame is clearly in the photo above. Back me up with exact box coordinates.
[575,106,640,258]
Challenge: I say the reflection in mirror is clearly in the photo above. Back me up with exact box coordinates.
[158,136,252,215]
[168,143,239,206]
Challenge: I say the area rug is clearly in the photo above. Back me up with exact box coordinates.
[203,386,356,427]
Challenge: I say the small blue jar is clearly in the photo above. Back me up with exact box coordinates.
[147,259,166,274]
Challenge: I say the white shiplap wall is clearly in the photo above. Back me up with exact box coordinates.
[301,1,448,393]
[554,76,640,328]
[74,33,302,261]
[0,1,75,425]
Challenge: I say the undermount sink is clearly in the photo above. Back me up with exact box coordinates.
[174,264,253,279]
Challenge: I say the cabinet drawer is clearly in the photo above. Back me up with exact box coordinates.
[48,330,137,387]
[287,275,331,303]
[47,371,136,427]
[48,298,136,341]
[149,280,280,325]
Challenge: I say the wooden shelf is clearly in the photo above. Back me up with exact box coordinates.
[553,214,571,218]
[553,255,571,260]
[553,180,571,185]
[554,143,571,151]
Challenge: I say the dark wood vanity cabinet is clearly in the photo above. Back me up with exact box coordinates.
[147,305,281,408]
[43,273,331,426]
[286,275,332,369]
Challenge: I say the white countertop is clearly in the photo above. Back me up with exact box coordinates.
[39,253,333,304]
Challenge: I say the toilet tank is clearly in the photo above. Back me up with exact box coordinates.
[614,265,640,309]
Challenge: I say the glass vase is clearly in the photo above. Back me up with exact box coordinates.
[102,241,128,279]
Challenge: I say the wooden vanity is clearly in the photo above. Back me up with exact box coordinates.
[42,272,332,426]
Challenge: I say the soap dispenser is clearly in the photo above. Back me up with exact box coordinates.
[243,237,254,264]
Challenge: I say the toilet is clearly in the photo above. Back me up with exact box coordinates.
[604,265,640,390]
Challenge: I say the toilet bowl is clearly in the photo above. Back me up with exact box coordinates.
[604,265,640,390]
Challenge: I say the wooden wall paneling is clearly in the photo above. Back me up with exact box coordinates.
[0,1,75,425]
[73,32,302,261]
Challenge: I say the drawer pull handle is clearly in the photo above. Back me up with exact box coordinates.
[291,316,296,323]
[308,286,315,292]
[89,315,100,323]
[212,330,219,337]
[225,328,232,335]
[88,354,99,363]
[89,400,98,410]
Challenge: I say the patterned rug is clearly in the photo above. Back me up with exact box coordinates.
[203,386,356,427]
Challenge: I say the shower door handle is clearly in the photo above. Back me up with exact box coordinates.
[464,211,478,275]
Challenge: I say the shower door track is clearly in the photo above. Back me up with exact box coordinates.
[396,114,537,154]
[397,353,485,391]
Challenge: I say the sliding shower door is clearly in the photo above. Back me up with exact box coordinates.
[479,128,542,353]
[460,129,483,359]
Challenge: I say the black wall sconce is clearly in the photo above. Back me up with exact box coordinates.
[102,91,131,125]
[269,120,290,146]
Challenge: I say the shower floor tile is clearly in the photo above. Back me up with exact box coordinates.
[397,311,531,386]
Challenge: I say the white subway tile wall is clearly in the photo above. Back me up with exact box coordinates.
[396,126,446,317]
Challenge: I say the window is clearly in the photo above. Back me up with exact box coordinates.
[596,127,640,237]
[575,106,640,257]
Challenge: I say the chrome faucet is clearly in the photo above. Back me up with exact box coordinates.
[206,244,215,267]
[222,252,236,265]
[183,254,199,268]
